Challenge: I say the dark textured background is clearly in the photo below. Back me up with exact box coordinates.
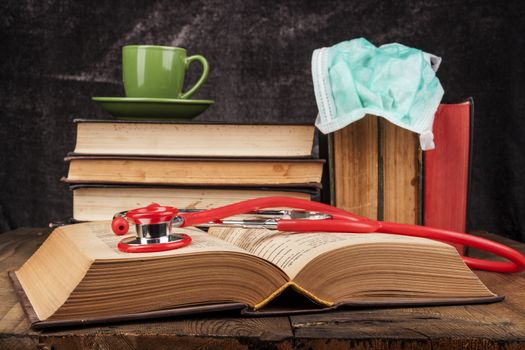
[1,0,524,241]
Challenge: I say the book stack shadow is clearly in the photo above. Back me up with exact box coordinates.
[62,120,324,221]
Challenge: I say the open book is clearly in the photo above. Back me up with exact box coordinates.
[12,222,500,329]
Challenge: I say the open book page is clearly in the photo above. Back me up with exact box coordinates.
[61,221,249,261]
[208,228,448,279]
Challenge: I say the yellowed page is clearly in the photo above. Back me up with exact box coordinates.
[73,187,310,221]
[208,228,447,279]
[61,221,249,261]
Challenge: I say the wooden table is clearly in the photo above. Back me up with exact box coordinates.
[1,228,524,350]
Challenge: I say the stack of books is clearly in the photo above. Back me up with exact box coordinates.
[62,120,324,221]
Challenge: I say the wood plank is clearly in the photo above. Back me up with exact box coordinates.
[381,119,420,224]
[39,316,294,350]
[40,336,291,350]
[333,116,379,219]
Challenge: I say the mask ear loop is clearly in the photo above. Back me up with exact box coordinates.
[419,130,435,150]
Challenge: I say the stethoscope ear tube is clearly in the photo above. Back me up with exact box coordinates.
[178,196,373,227]
[112,216,130,236]
[379,222,525,273]
[277,219,380,233]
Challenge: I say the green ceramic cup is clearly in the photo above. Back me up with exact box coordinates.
[122,45,209,99]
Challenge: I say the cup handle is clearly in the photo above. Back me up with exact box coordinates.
[180,55,209,99]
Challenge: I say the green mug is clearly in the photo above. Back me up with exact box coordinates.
[122,45,209,99]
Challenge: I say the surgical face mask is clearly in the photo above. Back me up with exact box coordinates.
[312,38,444,150]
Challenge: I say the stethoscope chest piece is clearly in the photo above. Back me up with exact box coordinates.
[113,203,192,253]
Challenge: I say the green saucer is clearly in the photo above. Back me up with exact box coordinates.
[92,97,214,120]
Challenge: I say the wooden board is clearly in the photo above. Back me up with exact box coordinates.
[333,116,379,219]
[2,228,525,349]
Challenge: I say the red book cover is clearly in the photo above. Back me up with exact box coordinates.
[424,100,472,254]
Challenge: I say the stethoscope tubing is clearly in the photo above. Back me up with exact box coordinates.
[379,222,525,273]
[179,196,372,227]
[176,197,525,273]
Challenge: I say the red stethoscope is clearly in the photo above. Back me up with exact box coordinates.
[111,196,525,273]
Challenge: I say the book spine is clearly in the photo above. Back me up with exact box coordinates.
[332,116,379,219]
[330,116,420,224]
[381,119,420,225]
[424,101,472,254]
